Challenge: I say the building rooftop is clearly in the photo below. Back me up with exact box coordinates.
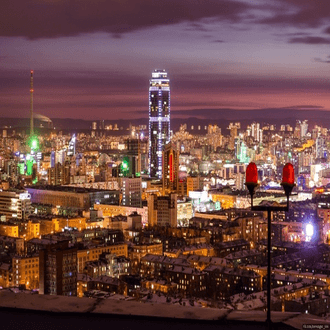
[27,185,119,194]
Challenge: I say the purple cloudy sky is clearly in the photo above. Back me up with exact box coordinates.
[1,0,330,120]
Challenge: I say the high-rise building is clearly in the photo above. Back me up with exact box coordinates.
[316,136,326,159]
[148,69,170,178]
[228,123,239,150]
[48,162,70,185]
[250,122,262,143]
[120,177,142,208]
[300,120,308,138]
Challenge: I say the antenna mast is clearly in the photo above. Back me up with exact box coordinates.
[30,70,34,136]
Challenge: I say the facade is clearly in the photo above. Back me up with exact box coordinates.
[177,199,194,227]
[94,204,148,226]
[26,185,120,210]
[129,243,163,270]
[0,262,12,288]
[120,177,142,208]
[0,190,32,220]
[186,176,200,196]
[204,265,261,300]
[84,253,130,279]
[124,138,141,176]
[0,220,40,240]
[39,240,77,296]
[148,193,177,227]
[165,265,207,297]
[235,216,268,243]
[12,255,39,289]
[0,223,19,237]
[148,69,170,178]
[77,243,128,273]
[48,162,70,185]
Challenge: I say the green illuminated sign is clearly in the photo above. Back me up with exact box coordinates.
[121,157,130,177]
[18,163,25,175]
[26,160,34,176]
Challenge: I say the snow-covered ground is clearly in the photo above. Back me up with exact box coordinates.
[0,290,330,329]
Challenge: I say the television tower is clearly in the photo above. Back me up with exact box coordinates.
[30,70,34,136]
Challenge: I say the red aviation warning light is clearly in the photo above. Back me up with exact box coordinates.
[282,163,294,185]
[245,162,258,197]
[246,162,258,184]
[281,163,295,197]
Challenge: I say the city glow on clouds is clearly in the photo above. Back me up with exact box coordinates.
[1,0,330,119]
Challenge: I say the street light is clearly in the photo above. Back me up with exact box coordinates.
[245,162,295,329]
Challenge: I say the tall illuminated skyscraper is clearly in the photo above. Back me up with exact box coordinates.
[148,69,170,178]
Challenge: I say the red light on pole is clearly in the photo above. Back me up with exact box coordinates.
[281,163,295,197]
[282,163,294,185]
[245,162,258,198]
[246,162,258,184]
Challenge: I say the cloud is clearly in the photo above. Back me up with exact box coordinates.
[273,32,309,37]
[259,0,330,28]
[167,107,330,120]
[184,22,211,32]
[0,0,251,39]
[289,36,330,44]
[281,105,324,109]
[2,0,330,41]
[211,39,225,43]
[314,56,330,63]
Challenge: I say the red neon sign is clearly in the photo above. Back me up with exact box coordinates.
[169,152,173,182]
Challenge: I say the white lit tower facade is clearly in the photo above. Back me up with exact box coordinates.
[148,70,170,178]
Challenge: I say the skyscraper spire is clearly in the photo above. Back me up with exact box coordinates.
[30,70,34,136]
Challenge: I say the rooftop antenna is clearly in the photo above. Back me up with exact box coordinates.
[30,70,34,136]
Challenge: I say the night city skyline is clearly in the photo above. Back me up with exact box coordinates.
[3,2,330,327]
[2,0,330,120]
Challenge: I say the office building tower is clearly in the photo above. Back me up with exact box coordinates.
[251,122,262,143]
[50,151,56,168]
[148,69,170,178]
[300,120,308,138]
[294,123,301,139]
[316,136,326,159]
[120,177,142,208]
[228,123,239,150]
[48,162,70,185]
[125,138,142,176]
[67,134,76,157]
